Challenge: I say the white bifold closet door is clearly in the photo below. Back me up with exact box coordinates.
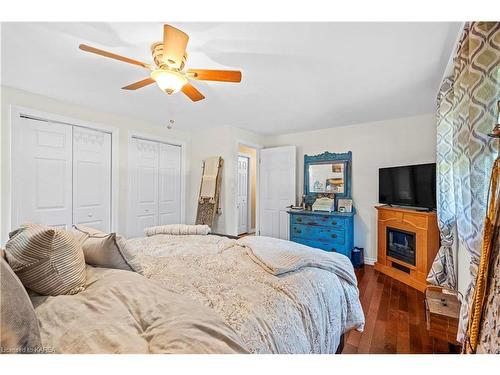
[13,118,73,229]
[72,126,112,232]
[129,137,181,238]
[12,117,112,231]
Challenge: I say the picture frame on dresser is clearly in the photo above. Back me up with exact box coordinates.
[337,198,353,213]
[288,151,356,261]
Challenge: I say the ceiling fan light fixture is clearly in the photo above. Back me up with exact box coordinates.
[79,24,242,102]
[151,69,187,93]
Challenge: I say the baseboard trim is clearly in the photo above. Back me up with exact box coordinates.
[364,257,376,265]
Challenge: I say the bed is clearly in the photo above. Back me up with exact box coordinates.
[4,229,364,354]
[29,265,248,354]
[123,234,365,354]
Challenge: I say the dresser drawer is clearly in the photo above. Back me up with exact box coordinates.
[290,237,349,255]
[291,224,345,245]
[291,214,345,229]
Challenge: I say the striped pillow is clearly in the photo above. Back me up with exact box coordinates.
[5,224,86,296]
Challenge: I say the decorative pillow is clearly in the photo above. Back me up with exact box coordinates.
[1,257,43,353]
[5,224,86,296]
[72,225,139,272]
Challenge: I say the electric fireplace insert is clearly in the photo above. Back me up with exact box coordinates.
[386,227,416,266]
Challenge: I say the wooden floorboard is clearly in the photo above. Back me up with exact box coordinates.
[342,265,456,354]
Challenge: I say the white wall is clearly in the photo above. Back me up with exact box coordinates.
[263,113,437,264]
[187,125,264,235]
[0,86,192,243]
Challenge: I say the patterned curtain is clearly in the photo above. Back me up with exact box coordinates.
[454,22,499,343]
[427,22,500,343]
[427,77,457,289]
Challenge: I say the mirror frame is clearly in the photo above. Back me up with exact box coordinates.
[303,151,352,207]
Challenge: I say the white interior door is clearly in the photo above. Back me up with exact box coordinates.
[158,143,181,225]
[129,138,159,237]
[259,146,296,239]
[237,155,249,235]
[12,117,73,229]
[73,126,112,232]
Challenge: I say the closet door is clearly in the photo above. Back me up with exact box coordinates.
[73,127,112,232]
[158,143,181,225]
[129,138,159,237]
[12,118,73,229]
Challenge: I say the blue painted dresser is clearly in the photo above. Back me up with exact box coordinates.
[288,210,355,258]
[289,151,355,259]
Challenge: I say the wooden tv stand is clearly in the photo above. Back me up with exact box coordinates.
[374,205,440,292]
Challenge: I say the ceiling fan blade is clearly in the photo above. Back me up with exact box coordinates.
[79,44,150,69]
[163,24,189,69]
[122,77,155,90]
[187,69,242,83]
[181,83,205,102]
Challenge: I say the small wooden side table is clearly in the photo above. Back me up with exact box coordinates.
[425,286,462,353]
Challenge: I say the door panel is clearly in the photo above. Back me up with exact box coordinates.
[13,118,73,229]
[237,156,249,235]
[158,143,181,225]
[129,138,159,237]
[258,146,296,239]
[73,127,112,232]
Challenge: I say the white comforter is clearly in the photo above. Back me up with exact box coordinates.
[30,266,248,354]
[127,235,365,354]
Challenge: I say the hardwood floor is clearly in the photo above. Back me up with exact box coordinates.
[342,265,457,354]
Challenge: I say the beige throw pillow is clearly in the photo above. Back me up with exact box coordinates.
[73,226,138,272]
[5,224,86,296]
[1,257,43,353]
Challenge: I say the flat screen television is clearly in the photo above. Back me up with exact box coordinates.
[379,163,436,210]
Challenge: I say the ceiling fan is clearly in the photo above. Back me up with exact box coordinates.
[79,24,242,102]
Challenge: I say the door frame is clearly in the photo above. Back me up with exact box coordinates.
[6,105,120,242]
[236,139,263,237]
[237,153,251,235]
[127,131,187,237]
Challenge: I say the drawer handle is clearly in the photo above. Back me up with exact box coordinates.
[88,213,93,218]
[296,218,302,223]
[332,221,337,225]
[294,229,302,234]
[331,248,337,252]
[331,233,337,239]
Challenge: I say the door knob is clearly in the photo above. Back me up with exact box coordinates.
[88,214,93,218]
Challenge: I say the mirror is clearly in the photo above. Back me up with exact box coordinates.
[303,151,352,208]
[308,163,345,194]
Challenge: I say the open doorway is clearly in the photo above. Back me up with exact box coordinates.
[237,144,257,236]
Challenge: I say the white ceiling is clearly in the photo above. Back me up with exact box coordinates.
[1,22,461,135]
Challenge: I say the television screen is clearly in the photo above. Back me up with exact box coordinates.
[379,163,436,209]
